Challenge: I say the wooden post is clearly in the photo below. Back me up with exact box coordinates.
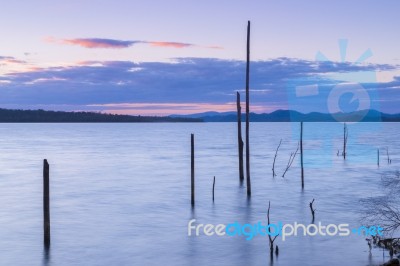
[300,122,304,189]
[191,134,195,206]
[43,159,50,247]
[377,148,380,167]
[212,176,215,202]
[343,123,347,160]
[236,92,244,181]
[343,123,346,159]
[245,20,251,196]
[386,147,390,164]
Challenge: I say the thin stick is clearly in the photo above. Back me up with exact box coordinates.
[237,92,244,181]
[245,20,251,196]
[300,122,304,189]
[191,134,195,206]
[343,123,348,159]
[343,123,346,159]
[212,176,216,202]
[272,139,282,177]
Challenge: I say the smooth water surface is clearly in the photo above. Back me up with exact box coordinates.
[0,122,399,266]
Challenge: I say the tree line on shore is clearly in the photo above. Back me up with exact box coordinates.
[0,108,202,123]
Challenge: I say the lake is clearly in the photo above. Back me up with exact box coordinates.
[0,122,398,266]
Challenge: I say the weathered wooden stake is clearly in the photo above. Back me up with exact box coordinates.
[236,92,244,181]
[43,159,50,247]
[212,176,215,202]
[191,134,195,206]
[300,122,304,189]
[245,20,251,196]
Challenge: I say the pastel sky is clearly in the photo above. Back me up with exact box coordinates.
[1,0,399,115]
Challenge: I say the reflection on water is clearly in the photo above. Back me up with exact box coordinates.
[42,246,51,266]
[0,122,398,265]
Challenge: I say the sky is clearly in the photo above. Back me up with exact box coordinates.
[0,0,400,115]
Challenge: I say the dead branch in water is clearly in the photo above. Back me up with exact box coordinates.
[267,201,279,259]
[282,141,299,178]
[272,139,282,177]
[309,199,316,223]
[387,147,392,164]
[361,171,400,235]
[236,92,244,181]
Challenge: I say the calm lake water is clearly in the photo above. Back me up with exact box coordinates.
[0,122,399,266]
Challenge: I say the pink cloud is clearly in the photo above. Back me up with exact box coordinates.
[45,37,222,50]
[205,45,224,50]
[57,38,137,48]
[148,42,193,48]
[0,56,26,65]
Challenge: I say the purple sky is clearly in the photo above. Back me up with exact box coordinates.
[0,0,399,115]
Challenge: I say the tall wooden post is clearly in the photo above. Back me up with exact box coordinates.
[43,159,50,247]
[300,122,304,189]
[245,20,251,196]
[237,92,244,181]
[191,134,195,206]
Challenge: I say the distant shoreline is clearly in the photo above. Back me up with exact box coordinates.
[0,108,201,123]
[0,108,399,122]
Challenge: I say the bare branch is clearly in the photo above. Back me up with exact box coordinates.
[282,141,299,178]
[267,201,279,258]
[309,199,316,223]
[362,177,400,234]
[272,139,282,177]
